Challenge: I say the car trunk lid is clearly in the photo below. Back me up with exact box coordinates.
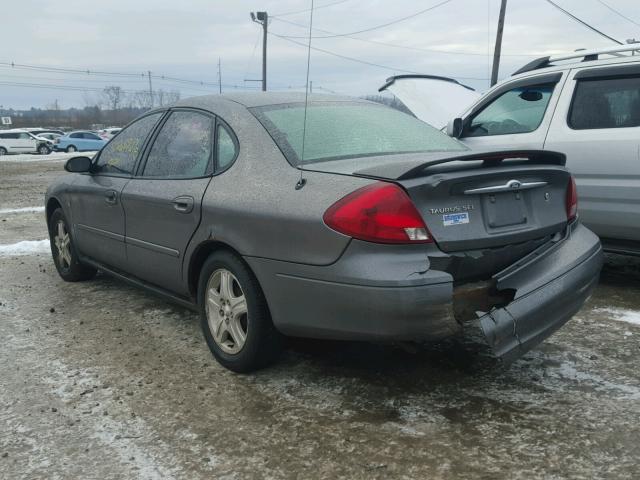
[303,150,570,254]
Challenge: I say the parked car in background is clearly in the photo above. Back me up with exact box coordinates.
[0,129,52,155]
[35,132,63,142]
[46,93,602,372]
[98,127,121,139]
[54,131,107,152]
[24,128,65,136]
[380,44,640,256]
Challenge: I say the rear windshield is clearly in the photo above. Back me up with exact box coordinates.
[251,102,468,165]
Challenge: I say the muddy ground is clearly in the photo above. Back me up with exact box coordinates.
[1,157,639,479]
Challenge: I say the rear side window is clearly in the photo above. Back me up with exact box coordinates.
[569,76,640,129]
[216,124,237,170]
[94,113,162,175]
[464,84,555,137]
[142,111,213,178]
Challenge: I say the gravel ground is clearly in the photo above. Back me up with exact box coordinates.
[1,156,639,479]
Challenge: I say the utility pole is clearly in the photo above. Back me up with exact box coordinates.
[250,11,268,91]
[490,0,507,87]
[218,58,222,94]
[310,80,313,94]
[147,71,154,107]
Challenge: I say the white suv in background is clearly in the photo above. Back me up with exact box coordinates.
[0,129,52,155]
[381,45,640,256]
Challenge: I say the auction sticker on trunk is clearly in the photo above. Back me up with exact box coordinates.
[443,212,469,226]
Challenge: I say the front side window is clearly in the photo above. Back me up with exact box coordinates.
[216,124,237,170]
[569,76,640,130]
[252,102,467,166]
[142,111,213,178]
[464,84,555,137]
[93,113,162,175]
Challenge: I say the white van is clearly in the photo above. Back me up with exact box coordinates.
[0,129,52,155]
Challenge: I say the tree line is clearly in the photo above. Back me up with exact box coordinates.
[0,86,181,130]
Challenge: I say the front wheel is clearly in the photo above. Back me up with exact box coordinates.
[66,145,77,153]
[48,208,97,281]
[38,144,51,155]
[198,251,284,373]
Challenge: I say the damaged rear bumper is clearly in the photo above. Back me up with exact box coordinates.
[245,221,602,359]
[476,221,602,361]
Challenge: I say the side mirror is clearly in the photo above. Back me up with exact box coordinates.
[446,117,463,138]
[519,90,543,102]
[64,156,92,173]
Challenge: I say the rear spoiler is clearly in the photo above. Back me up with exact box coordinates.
[395,150,566,180]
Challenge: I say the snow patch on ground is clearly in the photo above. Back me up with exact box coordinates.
[594,307,640,326]
[0,151,96,163]
[0,206,45,215]
[0,239,49,256]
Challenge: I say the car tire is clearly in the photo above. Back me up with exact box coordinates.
[66,145,77,153]
[38,144,51,155]
[198,250,284,373]
[48,208,97,282]
[0,147,6,156]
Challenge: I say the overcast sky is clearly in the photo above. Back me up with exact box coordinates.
[2,0,639,109]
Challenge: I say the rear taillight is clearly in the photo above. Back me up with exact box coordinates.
[566,176,578,221]
[323,182,432,244]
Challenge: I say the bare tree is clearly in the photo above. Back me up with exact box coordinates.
[155,89,181,107]
[131,90,153,109]
[102,86,125,111]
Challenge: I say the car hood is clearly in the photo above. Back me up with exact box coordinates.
[378,75,481,129]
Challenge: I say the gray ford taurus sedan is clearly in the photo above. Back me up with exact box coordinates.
[45,93,603,372]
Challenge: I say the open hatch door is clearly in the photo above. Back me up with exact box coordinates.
[379,74,481,129]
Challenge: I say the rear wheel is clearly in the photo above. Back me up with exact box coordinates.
[0,147,6,156]
[66,145,77,153]
[198,251,284,373]
[48,208,97,281]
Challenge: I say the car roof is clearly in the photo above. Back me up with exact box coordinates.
[163,92,369,113]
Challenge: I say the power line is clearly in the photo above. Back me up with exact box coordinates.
[272,0,350,17]
[543,0,623,44]
[0,79,260,96]
[594,0,640,29]
[270,32,488,80]
[272,0,454,39]
[271,15,534,57]
[0,61,228,88]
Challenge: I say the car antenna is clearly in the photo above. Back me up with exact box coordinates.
[296,0,314,191]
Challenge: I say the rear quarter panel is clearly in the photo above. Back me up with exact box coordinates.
[186,106,374,267]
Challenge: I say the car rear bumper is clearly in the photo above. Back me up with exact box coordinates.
[477,222,602,361]
[246,221,602,359]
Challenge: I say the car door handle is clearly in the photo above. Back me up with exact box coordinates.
[172,196,194,213]
[105,190,118,205]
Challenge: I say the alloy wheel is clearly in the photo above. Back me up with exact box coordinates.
[54,220,72,270]
[205,268,248,354]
